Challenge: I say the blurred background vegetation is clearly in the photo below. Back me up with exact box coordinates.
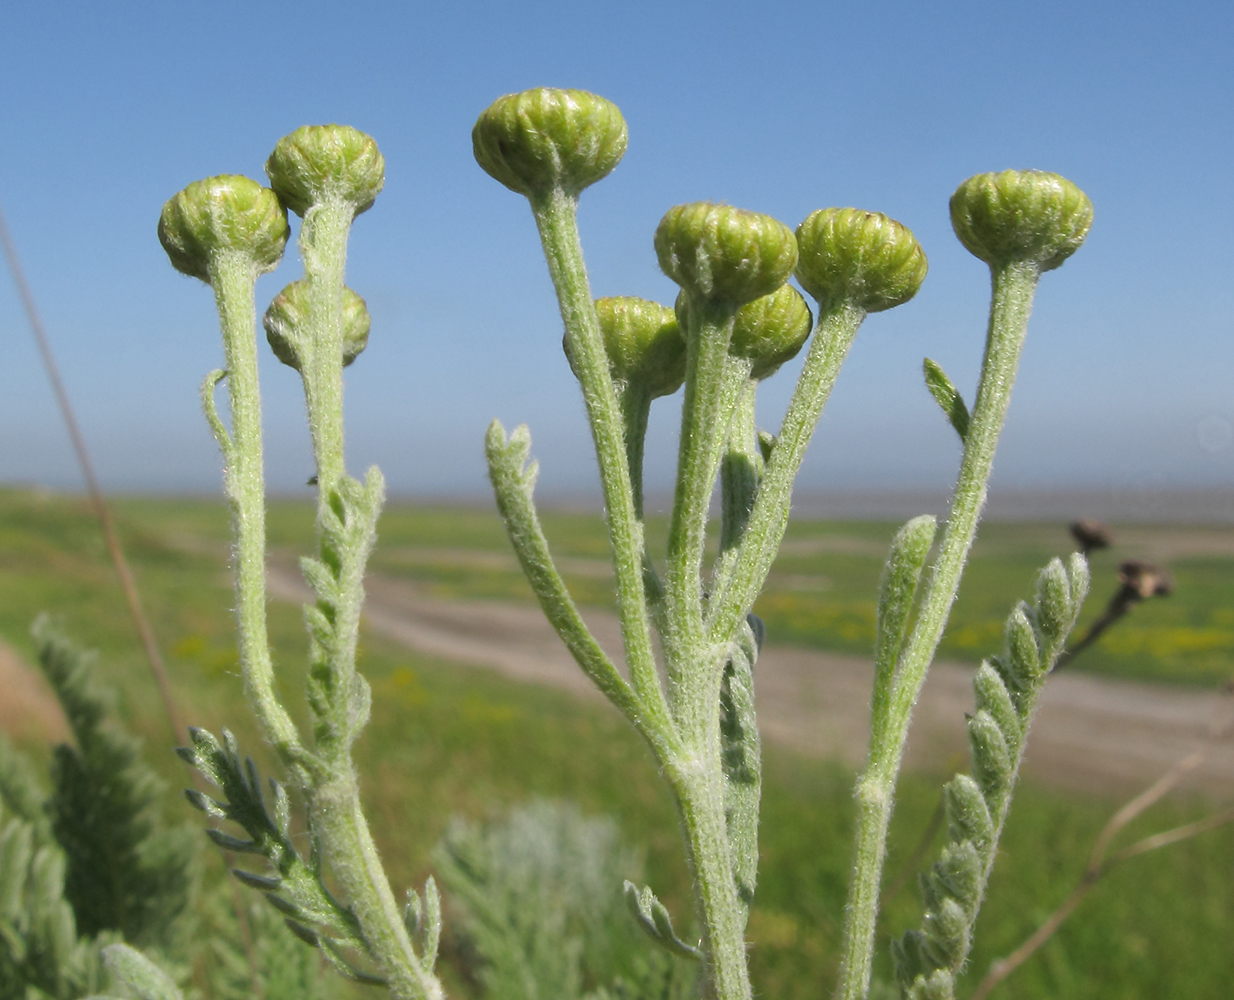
[0,488,1230,999]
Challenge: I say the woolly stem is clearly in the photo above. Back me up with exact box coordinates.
[670,752,753,1000]
[832,262,1041,1000]
[706,302,865,644]
[664,297,737,672]
[296,197,355,506]
[312,774,444,1000]
[207,251,304,764]
[529,188,672,737]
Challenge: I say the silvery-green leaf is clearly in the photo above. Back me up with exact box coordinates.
[100,944,183,1000]
[922,358,970,441]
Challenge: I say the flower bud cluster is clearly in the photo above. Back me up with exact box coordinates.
[158,124,384,292]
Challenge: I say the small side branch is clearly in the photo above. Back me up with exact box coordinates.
[486,420,677,756]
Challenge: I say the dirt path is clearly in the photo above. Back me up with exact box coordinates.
[266,568,1234,799]
[0,638,67,742]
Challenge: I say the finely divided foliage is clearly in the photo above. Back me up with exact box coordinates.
[36,620,196,949]
[0,620,197,1000]
[145,90,1090,1000]
[433,802,695,1000]
[893,556,1088,1000]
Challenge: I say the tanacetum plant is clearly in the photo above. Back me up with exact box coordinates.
[475,90,1091,1000]
[149,91,1093,1000]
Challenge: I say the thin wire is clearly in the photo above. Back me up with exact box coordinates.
[0,201,185,744]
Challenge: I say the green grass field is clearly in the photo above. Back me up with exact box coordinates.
[0,488,1231,999]
[292,496,1234,687]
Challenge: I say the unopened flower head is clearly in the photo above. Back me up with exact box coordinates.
[655,203,797,306]
[472,88,627,199]
[263,281,371,372]
[950,170,1092,272]
[677,284,812,381]
[265,125,385,218]
[731,285,813,380]
[158,176,287,282]
[1118,560,1173,600]
[1069,518,1112,554]
[794,208,926,314]
[578,296,684,398]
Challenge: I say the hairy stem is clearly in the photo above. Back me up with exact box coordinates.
[707,302,865,643]
[529,196,757,999]
[617,382,670,605]
[313,774,444,1000]
[284,197,443,998]
[298,198,355,502]
[208,251,304,764]
[719,380,759,558]
[660,624,745,1000]
[664,297,736,683]
[832,261,1041,1000]
[530,188,671,735]
[672,753,753,1000]
[619,382,652,521]
[834,774,894,1000]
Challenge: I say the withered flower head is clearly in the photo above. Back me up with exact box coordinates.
[1118,560,1173,600]
[1069,518,1112,554]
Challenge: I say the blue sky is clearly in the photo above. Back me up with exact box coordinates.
[0,0,1230,501]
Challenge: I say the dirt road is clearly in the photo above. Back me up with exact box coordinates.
[0,639,67,742]
[3,560,1226,796]
[266,568,1234,799]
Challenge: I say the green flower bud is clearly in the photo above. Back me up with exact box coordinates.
[794,208,926,313]
[158,175,288,282]
[675,284,813,380]
[577,296,684,398]
[339,293,371,366]
[263,281,371,372]
[472,88,627,199]
[655,203,798,306]
[731,284,813,380]
[265,125,385,217]
[949,170,1092,272]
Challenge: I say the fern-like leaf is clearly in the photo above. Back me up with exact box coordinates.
[894,555,1088,998]
[177,728,375,977]
[32,617,197,951]
[434,802,696,1000]
[0,800,111,1000]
